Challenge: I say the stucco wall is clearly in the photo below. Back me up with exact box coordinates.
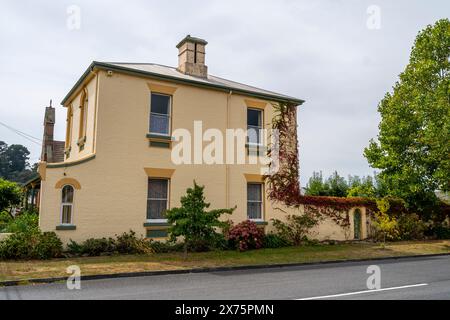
[64,74,98,162]
[39,70,368,244]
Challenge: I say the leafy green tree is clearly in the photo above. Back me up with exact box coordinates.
[305,171,348,197]
[373,199,399,247]
[304,171,329,196]
[327,171,348,197]
[364,19,450,211]
[0,178,22,217]
[165,181,235,257]
[0,141,36,183]
[347,174,388,198]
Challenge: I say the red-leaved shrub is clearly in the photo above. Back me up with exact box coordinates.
[227,220,265,251]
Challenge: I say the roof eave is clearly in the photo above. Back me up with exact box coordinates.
[60,62,96,106]
[61,61,305,106]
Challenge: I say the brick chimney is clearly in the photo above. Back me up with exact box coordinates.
[41,100,55,162]
[176,35,208,78]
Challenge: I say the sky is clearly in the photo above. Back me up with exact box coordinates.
[0,0,448,187]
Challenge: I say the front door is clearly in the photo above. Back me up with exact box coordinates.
[354,209,362,240]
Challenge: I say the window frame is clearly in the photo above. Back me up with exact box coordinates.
[146,178,170,222]
[247,107,264,147]
[79,89,88,140]
[149,93,172,137]
[60,185,75,226]
[247,183,264,222]
[65,104,73,149]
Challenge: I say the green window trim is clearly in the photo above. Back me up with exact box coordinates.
[146,134,174,141]
[253,221,268,226]
[56,225,77,231]
[149,141,171,149]
[143,222,171,227]
[146,229,168,238]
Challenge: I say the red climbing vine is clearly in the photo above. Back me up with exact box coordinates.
[265,102,375,227]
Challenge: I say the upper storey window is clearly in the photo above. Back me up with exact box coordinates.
[65,105,73,150]
[78,89,88,150]
[149,93,171,136]
[247,108,263,146]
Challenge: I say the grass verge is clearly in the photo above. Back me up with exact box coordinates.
[0,240,449,282]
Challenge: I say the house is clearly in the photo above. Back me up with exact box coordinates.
[38,35,369,243]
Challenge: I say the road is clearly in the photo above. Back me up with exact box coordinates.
[1,255,449,300]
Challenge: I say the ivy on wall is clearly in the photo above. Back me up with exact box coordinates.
[265,103,386,228]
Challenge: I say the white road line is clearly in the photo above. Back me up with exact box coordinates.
[297,283,429,300]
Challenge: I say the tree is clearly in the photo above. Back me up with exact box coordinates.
[372,199,399,247]
[305,171,348,197]
[0,178,22,217]
[0,141,36,183]
[165,181,235,257]
[364,19,450,212]
[327,171,348,197]
[304,171,329,196]
[347,174,387,198]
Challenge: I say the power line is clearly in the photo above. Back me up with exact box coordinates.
[0,121,42,146]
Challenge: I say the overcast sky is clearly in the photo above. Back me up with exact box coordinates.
[0,0,448,186]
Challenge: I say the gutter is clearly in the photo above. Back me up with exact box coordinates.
[61,61,305,106]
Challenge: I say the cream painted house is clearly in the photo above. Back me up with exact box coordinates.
[38,35,368,243]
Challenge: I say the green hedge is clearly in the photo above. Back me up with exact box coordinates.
[0,230,63,260]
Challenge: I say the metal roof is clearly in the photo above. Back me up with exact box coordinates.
[61,61,305,106]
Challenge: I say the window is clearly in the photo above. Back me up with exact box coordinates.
[79,89,88,140]
[247,108,263,145]
[65,105,73,149]
[147,179,169,220]
[247,183,263,220]
[149,93,171,136]
[61,185,74,225]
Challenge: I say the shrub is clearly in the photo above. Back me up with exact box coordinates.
[426,220,450,240]
[397,213,426,240]
[166,181,235,256]
[227,220,264,251]
[433,225,450,239]
[0,211,12,232]
[0,231,34,259]
[271,213,320,246]
[148,240,185,254]
[0,229,63,260]
[263,234,291,249]
[67,231,152,256]
[115,230,152,254]
[372,199,399,243]
[2,211,39,233]
[76,238,116,256]
[67,240,84,255]
[32,232,64,259]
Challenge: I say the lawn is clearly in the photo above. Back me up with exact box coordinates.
[0,240,449,282]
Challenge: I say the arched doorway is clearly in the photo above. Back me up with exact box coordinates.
[354,209,362,240]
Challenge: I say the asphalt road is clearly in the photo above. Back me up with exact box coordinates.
[1,255,449,300]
